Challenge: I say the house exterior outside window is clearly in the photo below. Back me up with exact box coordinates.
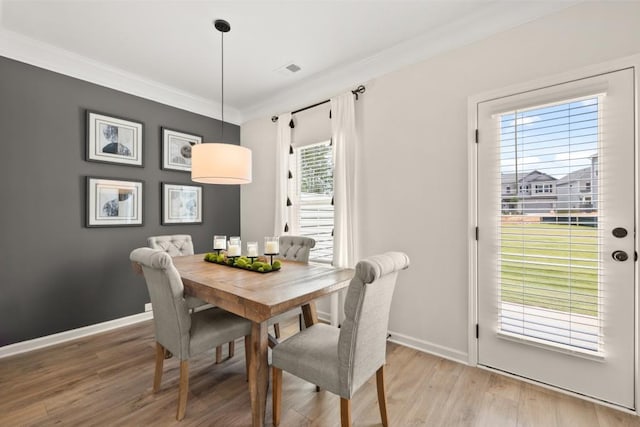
[295,140,334,263]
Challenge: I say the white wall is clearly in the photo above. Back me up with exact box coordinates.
[241,2,640,362]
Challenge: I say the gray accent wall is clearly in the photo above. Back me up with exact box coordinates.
[0,56,241,346]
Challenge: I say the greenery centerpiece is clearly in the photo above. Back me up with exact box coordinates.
[204,252,282,273]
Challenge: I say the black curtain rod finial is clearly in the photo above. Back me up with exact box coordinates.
[271,84,365,123]
[351,84,366,100]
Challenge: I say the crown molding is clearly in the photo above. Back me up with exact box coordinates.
[240,1,578,123]
[0,27,242,125]
[0,1,577,125]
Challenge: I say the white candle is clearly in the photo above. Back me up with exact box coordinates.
[247,242,258,257]
[228,244,241,257]
[265,241,279,254]
[213,237,226,250]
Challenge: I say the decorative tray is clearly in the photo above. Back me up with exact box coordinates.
[203,253,281,274]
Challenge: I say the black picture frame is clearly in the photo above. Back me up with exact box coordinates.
[86,176,144,227]
[161,182,203,225]
[161,127,203,172]
[86,110,144,167]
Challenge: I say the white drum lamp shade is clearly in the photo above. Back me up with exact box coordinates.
[191,143,252,184]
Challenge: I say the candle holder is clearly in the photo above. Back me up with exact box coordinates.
[227,236,241,258]
[213,235,227,256]
[264,236,279,266]
[247,241,259,263]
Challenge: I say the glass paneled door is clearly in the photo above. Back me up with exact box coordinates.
[476,68,635,409]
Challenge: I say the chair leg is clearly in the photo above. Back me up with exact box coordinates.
[228,340,235,359]
[215,345,223,364]
[340,398,352,427]
[153,342,165,392]
[274,323,281,339]
[272,366,282,426]
[376,366,389,427]
[176,360,189,421]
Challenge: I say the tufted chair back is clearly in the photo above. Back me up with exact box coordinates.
[148,235,205,311]
[278,236,316,263]
[130,248,192,358]
[337,251,410,398]
[147,235,194,257]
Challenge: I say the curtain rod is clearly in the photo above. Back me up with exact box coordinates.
[271,85,365,122]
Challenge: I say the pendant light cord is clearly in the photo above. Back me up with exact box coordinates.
[221,30,224,140]
[214,19,230,140]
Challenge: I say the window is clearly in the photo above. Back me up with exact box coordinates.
[505,186,511,194]
[295,141,334,263]
[497,96,601,349]
[536,184,554,193]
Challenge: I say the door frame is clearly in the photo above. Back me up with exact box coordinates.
[467,54,640,413]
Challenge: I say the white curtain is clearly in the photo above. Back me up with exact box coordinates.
[274,113,298,236]
[331,92,359,268]
[331,92,359,324]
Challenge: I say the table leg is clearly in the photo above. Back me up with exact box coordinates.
[301,302,318,327]
[248,321,268,427]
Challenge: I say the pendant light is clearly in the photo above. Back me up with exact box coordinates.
[192,19,252,185]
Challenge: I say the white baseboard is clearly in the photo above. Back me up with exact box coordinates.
[317,310,331,323]
[387,330,469,365]
[318,310,469,365]
[0,311,153,360]
[3,307,468,367]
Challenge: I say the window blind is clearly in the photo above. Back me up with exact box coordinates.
[296,141,334,263]
[498,96,602,353]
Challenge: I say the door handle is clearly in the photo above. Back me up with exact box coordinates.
[612,250,629,262]
[612,227,628,238]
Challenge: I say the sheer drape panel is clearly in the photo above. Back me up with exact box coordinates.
[331,93,359,268]
[331,92,360,324]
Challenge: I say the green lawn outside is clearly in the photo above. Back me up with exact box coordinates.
[500,222,599,316]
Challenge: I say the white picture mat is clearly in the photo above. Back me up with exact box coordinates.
[88,112,143,166]
[162,183,202,224]
[162,128,202,171]
[88,178,143,226]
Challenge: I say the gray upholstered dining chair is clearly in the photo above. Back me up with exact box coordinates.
[269,235,316,339]
[130,247,252,421]
[147,234,233,362]
[147,234,195,257]
[278,235,316,263]
[271,251,410,427]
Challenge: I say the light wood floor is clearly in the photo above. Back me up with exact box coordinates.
[0,319,637,426]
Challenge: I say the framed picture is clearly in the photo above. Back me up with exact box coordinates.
[86,177,143,227]
[161,127,202,171]
[162,182,202,225]
[86,111,143,166]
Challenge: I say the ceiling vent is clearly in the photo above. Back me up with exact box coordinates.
[275,62,302,76]
[285,63,301,73]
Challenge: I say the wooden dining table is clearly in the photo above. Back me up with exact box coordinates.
[172,254,354,427]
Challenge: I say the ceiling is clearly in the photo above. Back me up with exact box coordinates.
[0,1,576,123]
